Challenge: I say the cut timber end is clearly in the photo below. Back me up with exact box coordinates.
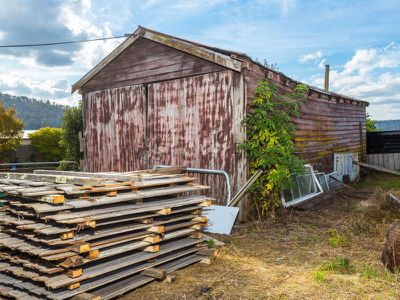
[69,282,81,290]
[143,235,161,244]
[61,231,74,240]
[190,232,203,239]
[89,249,100,259]
[140,218,153,224]
[190,224,205,230]
[147,226,165,234]
[142,267,166,280]
[85,220,96,228]
[60,256,84,268]
[67,268,83,278]
[144,245,160,253]
[40,194,65,204]
[199,200,212,207]
[192,216,207,223]
[71,243,91,253]
[156,207,171,215]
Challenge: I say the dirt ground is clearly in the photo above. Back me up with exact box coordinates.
[124,172,400,299]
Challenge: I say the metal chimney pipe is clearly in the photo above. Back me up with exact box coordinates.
[324,64,330,91]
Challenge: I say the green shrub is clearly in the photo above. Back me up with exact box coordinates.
[239,80,308,218]
[60,103,82,162]
[29,127,64,161]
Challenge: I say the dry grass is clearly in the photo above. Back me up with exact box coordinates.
[123,173,400,299]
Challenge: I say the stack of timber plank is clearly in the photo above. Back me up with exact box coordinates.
[0,167,213,299]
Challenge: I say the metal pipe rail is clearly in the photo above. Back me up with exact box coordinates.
[153,165,232,204]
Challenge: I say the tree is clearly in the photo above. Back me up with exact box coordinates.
[60,103,83,162]
[366,113,379,132]
[29,127,64,161]
[0,101,24,156]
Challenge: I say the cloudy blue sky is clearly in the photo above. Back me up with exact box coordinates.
[0,0,399,120]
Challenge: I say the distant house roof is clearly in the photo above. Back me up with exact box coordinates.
[72,26,368,106]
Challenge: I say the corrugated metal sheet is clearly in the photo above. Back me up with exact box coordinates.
[147,70,235,203]
[83,85,146,172]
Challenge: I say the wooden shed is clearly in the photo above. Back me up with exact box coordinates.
[72,26,368,210]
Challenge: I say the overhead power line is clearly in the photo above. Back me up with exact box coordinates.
[0,35,129,48]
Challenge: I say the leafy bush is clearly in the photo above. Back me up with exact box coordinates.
[60,103,83,162]
[366,113,379,132]
[0,102,24,155]
[29,127,64,161]
[239,79,308,218]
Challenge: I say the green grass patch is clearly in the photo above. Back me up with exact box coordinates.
[328,229,350,247]
[356,173,400,191]
[360,264,380,279]
[321,256,355,274]
[313,270,325,284]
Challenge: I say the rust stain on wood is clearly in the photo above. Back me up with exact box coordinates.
[83,85,147,172]
[147,70,236,203]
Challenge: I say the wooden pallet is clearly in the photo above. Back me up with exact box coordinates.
[0,168,212,299]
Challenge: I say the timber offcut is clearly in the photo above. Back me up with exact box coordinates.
[0,167,214,299]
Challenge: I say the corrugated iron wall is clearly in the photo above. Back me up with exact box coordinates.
[83,85,147,172]
[147,70,236,204]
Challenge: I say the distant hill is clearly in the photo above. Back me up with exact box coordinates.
[376,119,400,131]
[0,92,67,129]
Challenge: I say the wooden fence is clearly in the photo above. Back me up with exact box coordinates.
[366,130,400,171]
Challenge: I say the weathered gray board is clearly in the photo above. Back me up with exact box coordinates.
[367,153,400,171]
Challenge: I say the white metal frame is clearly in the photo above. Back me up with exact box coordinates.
[280,164,324,207]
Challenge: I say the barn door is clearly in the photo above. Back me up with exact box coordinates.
[83,84,147,172]
[146,70,235,202]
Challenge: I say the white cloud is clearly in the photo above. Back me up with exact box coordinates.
[299,50,323,63]
[0,72,80,105]
[306,43,400,119]
[342,43,399,75]
[59,1,123,68]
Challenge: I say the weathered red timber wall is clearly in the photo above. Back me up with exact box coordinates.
[83,85,147,172]
[147,70,241,203]
[80,38,225,93]
[244,62,367,172]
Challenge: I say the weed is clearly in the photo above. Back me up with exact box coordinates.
[313,271,325,284]
[321,256,354,274]
[361,264,379,279]
[328,229,349,247]
[205,239,215,248]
